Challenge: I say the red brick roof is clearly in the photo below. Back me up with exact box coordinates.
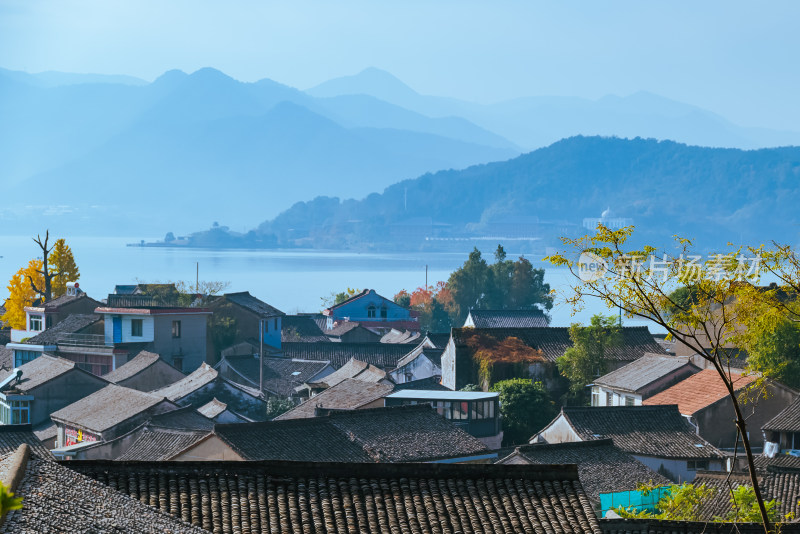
[643,369,756,415]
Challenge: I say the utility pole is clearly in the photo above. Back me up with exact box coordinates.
[259,318,264,397]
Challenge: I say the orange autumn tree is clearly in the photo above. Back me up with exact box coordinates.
[395,281,454,332]
[464,331,546,389]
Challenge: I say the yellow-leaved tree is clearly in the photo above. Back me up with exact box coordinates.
[49,238,80,298]
[2,260,44,330]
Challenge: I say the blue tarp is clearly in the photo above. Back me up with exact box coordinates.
[599,486,671,517]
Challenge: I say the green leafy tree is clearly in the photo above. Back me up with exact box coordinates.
[615,483,714,521]
[460,384,482,392]
[490,378,556,446]
[0,481,22,518]
[723,485,779,523]
[557,314,621,399]
[393,290,411,308]
[321,287,361,309]
[448,248,492,323]
[266,397,296,419]
[739,317,800,390]
[546,225,787,531]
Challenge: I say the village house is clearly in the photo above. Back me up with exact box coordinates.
[0,354,108,431]
[96,291,212,373]
[50,384,178,451]
[281,341,411,370]
[101,349,186,391]
[8,283,101,343]
[532,405,726,482]
[590,353,701,406]
[206,291,285,359]
[497,438,671,512]
[195,397,249,423]
[280,314,330,342]
[7,313,104,371]
[643,369,798,449]
[384,389,503,448]
[67,458,601,533]
[324,321,382,343]
[215,352,333,398]
[762,396,800,456]
[322,288,419,333]
[441,326,667,392]
[62,406,215,461]
[295,357,390,397]
[152,363,267,421]
[173,404,496,463]
[389,340,444,384]
[275,378,395,420]
[464,308,549,328]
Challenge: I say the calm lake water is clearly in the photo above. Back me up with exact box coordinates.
[0,235,663,331]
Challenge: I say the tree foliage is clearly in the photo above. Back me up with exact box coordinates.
[490,378,556,446]
[546,224,785,531]
[321,287,361,309]
[265,397,296,420]
[1,260,44,330]
[48,238,80,298]
[557,314,621,397]
[448,246,552,325]
[0,481,22,518]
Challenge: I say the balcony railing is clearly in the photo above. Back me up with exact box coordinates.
[106,294,183,308]
[56,333,108,348]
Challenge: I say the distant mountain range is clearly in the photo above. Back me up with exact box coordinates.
[1,66,799,237]
[176,136,800,253]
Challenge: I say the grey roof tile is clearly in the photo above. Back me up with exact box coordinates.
[467,309,549,328]
[103,350,179,383]
[763,396,800,432]
[25,313,102,345]
[275,378,394,420]
[116,428,211,461]
[51,384,169,433]
[219,356,331,396]
[552,405,725,459]
[224,291,285,317]
[282,341,411,369]
[68,459,601,533]
[281,314,330,342]
[153,363,218,401]
[0,447,204,533]
[593,353,699,393]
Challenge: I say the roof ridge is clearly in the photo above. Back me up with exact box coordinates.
[0,444,30,495]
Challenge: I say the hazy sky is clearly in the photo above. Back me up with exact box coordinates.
[2,1,798,130]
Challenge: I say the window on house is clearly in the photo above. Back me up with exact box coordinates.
[0,399,30,425]
[367,305,376,319]
[274,318,278,330]
[687,460,709,471]
[591,388,600,407]
[380,306,388,319]
[625,396,635,407]
[172,356,184,372]
[131,319,143,337]
[606,391,613,406]
[172,320,182,338]
[14,350,39,368]
[29,315,42,331]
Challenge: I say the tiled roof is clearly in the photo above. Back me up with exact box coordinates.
[147,406,215,431]
[308,357,387,388]
[452,326,666,363]
[380,329,421,344]
[754,453,800,471]
[467,309,549,328]
[3,354,102,392]
[68,459,601,533]
[593,353,698,393]
[392,376,450,391]
[224,291,285,317]
[763,396,800,432]
[325,288,372,311]
[551,405,724,459]
[0,425,52,458]
[39,292,100,311]
[197,398,228,419]
[153,363,218,401]
[395,342,444,368]
[282,341,411,369]
[325,320,363,336]
[25,313,102,345]
[0,446,204,533]
[51,384,169,434]
[281,314,330,342]
[693,469,800,521]
[219,356,331,396]
[275,378,394,420]
[117,428,211,461]
[218,405,488,463]
[424,332,451,349]
[0,346,11,373]
[502,439,670,502]
[643,369,757,415]
[102,350,175,383]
